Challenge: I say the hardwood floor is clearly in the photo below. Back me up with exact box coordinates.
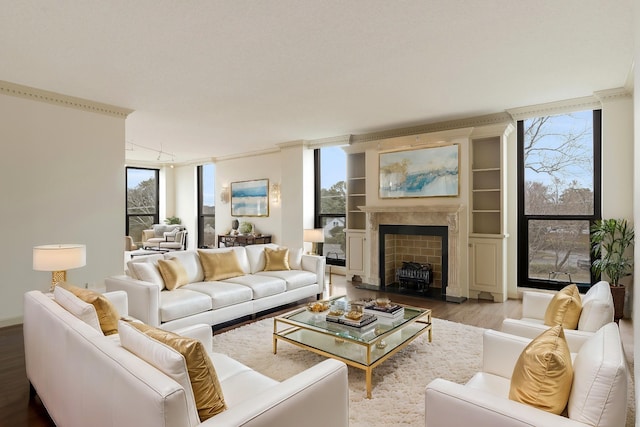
[2,274,633,426]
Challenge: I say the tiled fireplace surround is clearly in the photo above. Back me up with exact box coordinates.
[360,204,465,302]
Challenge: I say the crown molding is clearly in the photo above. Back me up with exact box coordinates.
[506,95,601,121]
[0,80,133,118]
[305,134,352,149]
[276,139,306,150]
[593,87,632,102]
[213,146,280,162]
[350,112,513,144]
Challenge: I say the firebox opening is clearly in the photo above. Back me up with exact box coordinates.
[379,224,448,300]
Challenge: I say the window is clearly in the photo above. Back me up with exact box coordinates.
[517,110,601,290]
[197,164,216,248]
[315,147,346,266]
[126,167,159,246]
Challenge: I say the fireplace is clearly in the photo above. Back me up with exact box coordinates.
[358,205,465,303]
[380,224,448,299]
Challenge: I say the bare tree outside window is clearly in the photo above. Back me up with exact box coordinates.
[126,168,159,245]
[520,111,600,287]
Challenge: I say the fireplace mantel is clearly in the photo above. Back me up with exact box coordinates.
[360,204,466,302]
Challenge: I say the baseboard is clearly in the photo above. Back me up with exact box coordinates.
[0,316,23,328]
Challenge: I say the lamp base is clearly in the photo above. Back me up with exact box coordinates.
[50,270,67,292]
[311,242,324,256]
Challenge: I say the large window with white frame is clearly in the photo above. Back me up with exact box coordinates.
[197,164,216,248]
[315,147,347,266]
[126,167,159,246]
[517,110,601,291]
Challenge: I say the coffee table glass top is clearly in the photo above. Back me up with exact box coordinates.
[280,295,426,344]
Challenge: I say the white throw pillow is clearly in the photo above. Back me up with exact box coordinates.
[128,262,165,289]
[118,320,200,426]
[164,251,204,283]
[288,247,303,270]
[54,285,102,333]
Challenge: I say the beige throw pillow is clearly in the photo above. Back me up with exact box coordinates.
[60,283,120,336]
[198,250,244,281]
[509,325,574,414]
[264,247,290,271]
[157,258,188,291]
[544,284,582,329]
[130,322,226,421]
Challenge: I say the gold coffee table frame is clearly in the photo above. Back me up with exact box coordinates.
[273,296,432,398]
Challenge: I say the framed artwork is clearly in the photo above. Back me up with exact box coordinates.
[379,144,459,198]
[231,179,269,217]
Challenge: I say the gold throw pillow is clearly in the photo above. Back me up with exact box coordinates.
[264,247,290,271]
[60,283,119,336]
[544,284,582,329]
[131,323,226,421]
[157,258,189,291]
[509,325,573,414]
[198,250,244,281]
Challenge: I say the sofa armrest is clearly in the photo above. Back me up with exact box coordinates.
[173,324,213,349]
[482,329,531,379]
[203,359,348,427]
[141,229,155,241]
[105,275,161,326]
[425,378,587,427]
[104,290,129,317]
[521,291,554,319]
[501,319,591,352]
[301,254,326,294]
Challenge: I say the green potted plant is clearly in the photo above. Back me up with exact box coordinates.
[164,216,181,225]
[590,218,634,321]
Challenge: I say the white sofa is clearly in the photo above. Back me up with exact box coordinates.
[24,289,349,427]
[425,323,627,427]
[502,280,614,351]
[106,244,325,330]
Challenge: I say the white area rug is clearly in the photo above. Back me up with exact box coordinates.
[212,318,635,426]
[213,317,484,426]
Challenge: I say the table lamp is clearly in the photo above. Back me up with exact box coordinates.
[303,229,325,256]
[33,244,86,291]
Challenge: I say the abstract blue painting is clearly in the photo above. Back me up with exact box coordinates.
[231,179,269,216]
[379,144,459,198]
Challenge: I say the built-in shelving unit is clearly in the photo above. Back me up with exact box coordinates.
[347,152,366,230]
[471,136,503,235]
[345,149,367,280]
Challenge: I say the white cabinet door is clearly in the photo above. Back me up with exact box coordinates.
[346,230,366,279]
[469,237,506,302]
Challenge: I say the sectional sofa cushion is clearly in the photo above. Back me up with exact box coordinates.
[157,259,189,291]
[126,321,227,421]
[224,274,287,298]
[60,284,120,335]
[544,284,582,329]
[159,289,213,323]
[128,262,165,289]
[165,251,205,283]
[264,247,290,271]
[509,325,573,414]
[182,282,253,309]
[256,270,318,291]
[53,285,102,333]
[198,250,245,281]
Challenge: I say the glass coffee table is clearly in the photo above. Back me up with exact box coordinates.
[273,295,432,398]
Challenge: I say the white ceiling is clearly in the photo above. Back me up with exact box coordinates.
[0,1,634,164]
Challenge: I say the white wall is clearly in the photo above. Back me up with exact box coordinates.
[173,164,197,250]
[632,0,639,412]
[0,93,125,326]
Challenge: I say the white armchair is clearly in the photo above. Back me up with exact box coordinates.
[425,323,627,427]
[502,281,614,351]
[142,225,188,250]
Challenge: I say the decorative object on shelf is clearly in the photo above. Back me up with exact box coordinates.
[33,244,86,291]
[164,216,181,225]
[238,221,253,235]
[231,219,239,231]
[590,218,634,322]
[379,144,459,198]
[231,179,269,217]
[220,186,230,204]
[270,182,281,204]
[304,228,325,255]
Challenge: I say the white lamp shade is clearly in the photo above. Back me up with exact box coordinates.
[303,229,325,243]
[33,244,86,271]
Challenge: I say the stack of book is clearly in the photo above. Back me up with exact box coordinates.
[363,303,405,320]
[326,312,378,328]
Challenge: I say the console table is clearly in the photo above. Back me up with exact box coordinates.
[218,234,272,247]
